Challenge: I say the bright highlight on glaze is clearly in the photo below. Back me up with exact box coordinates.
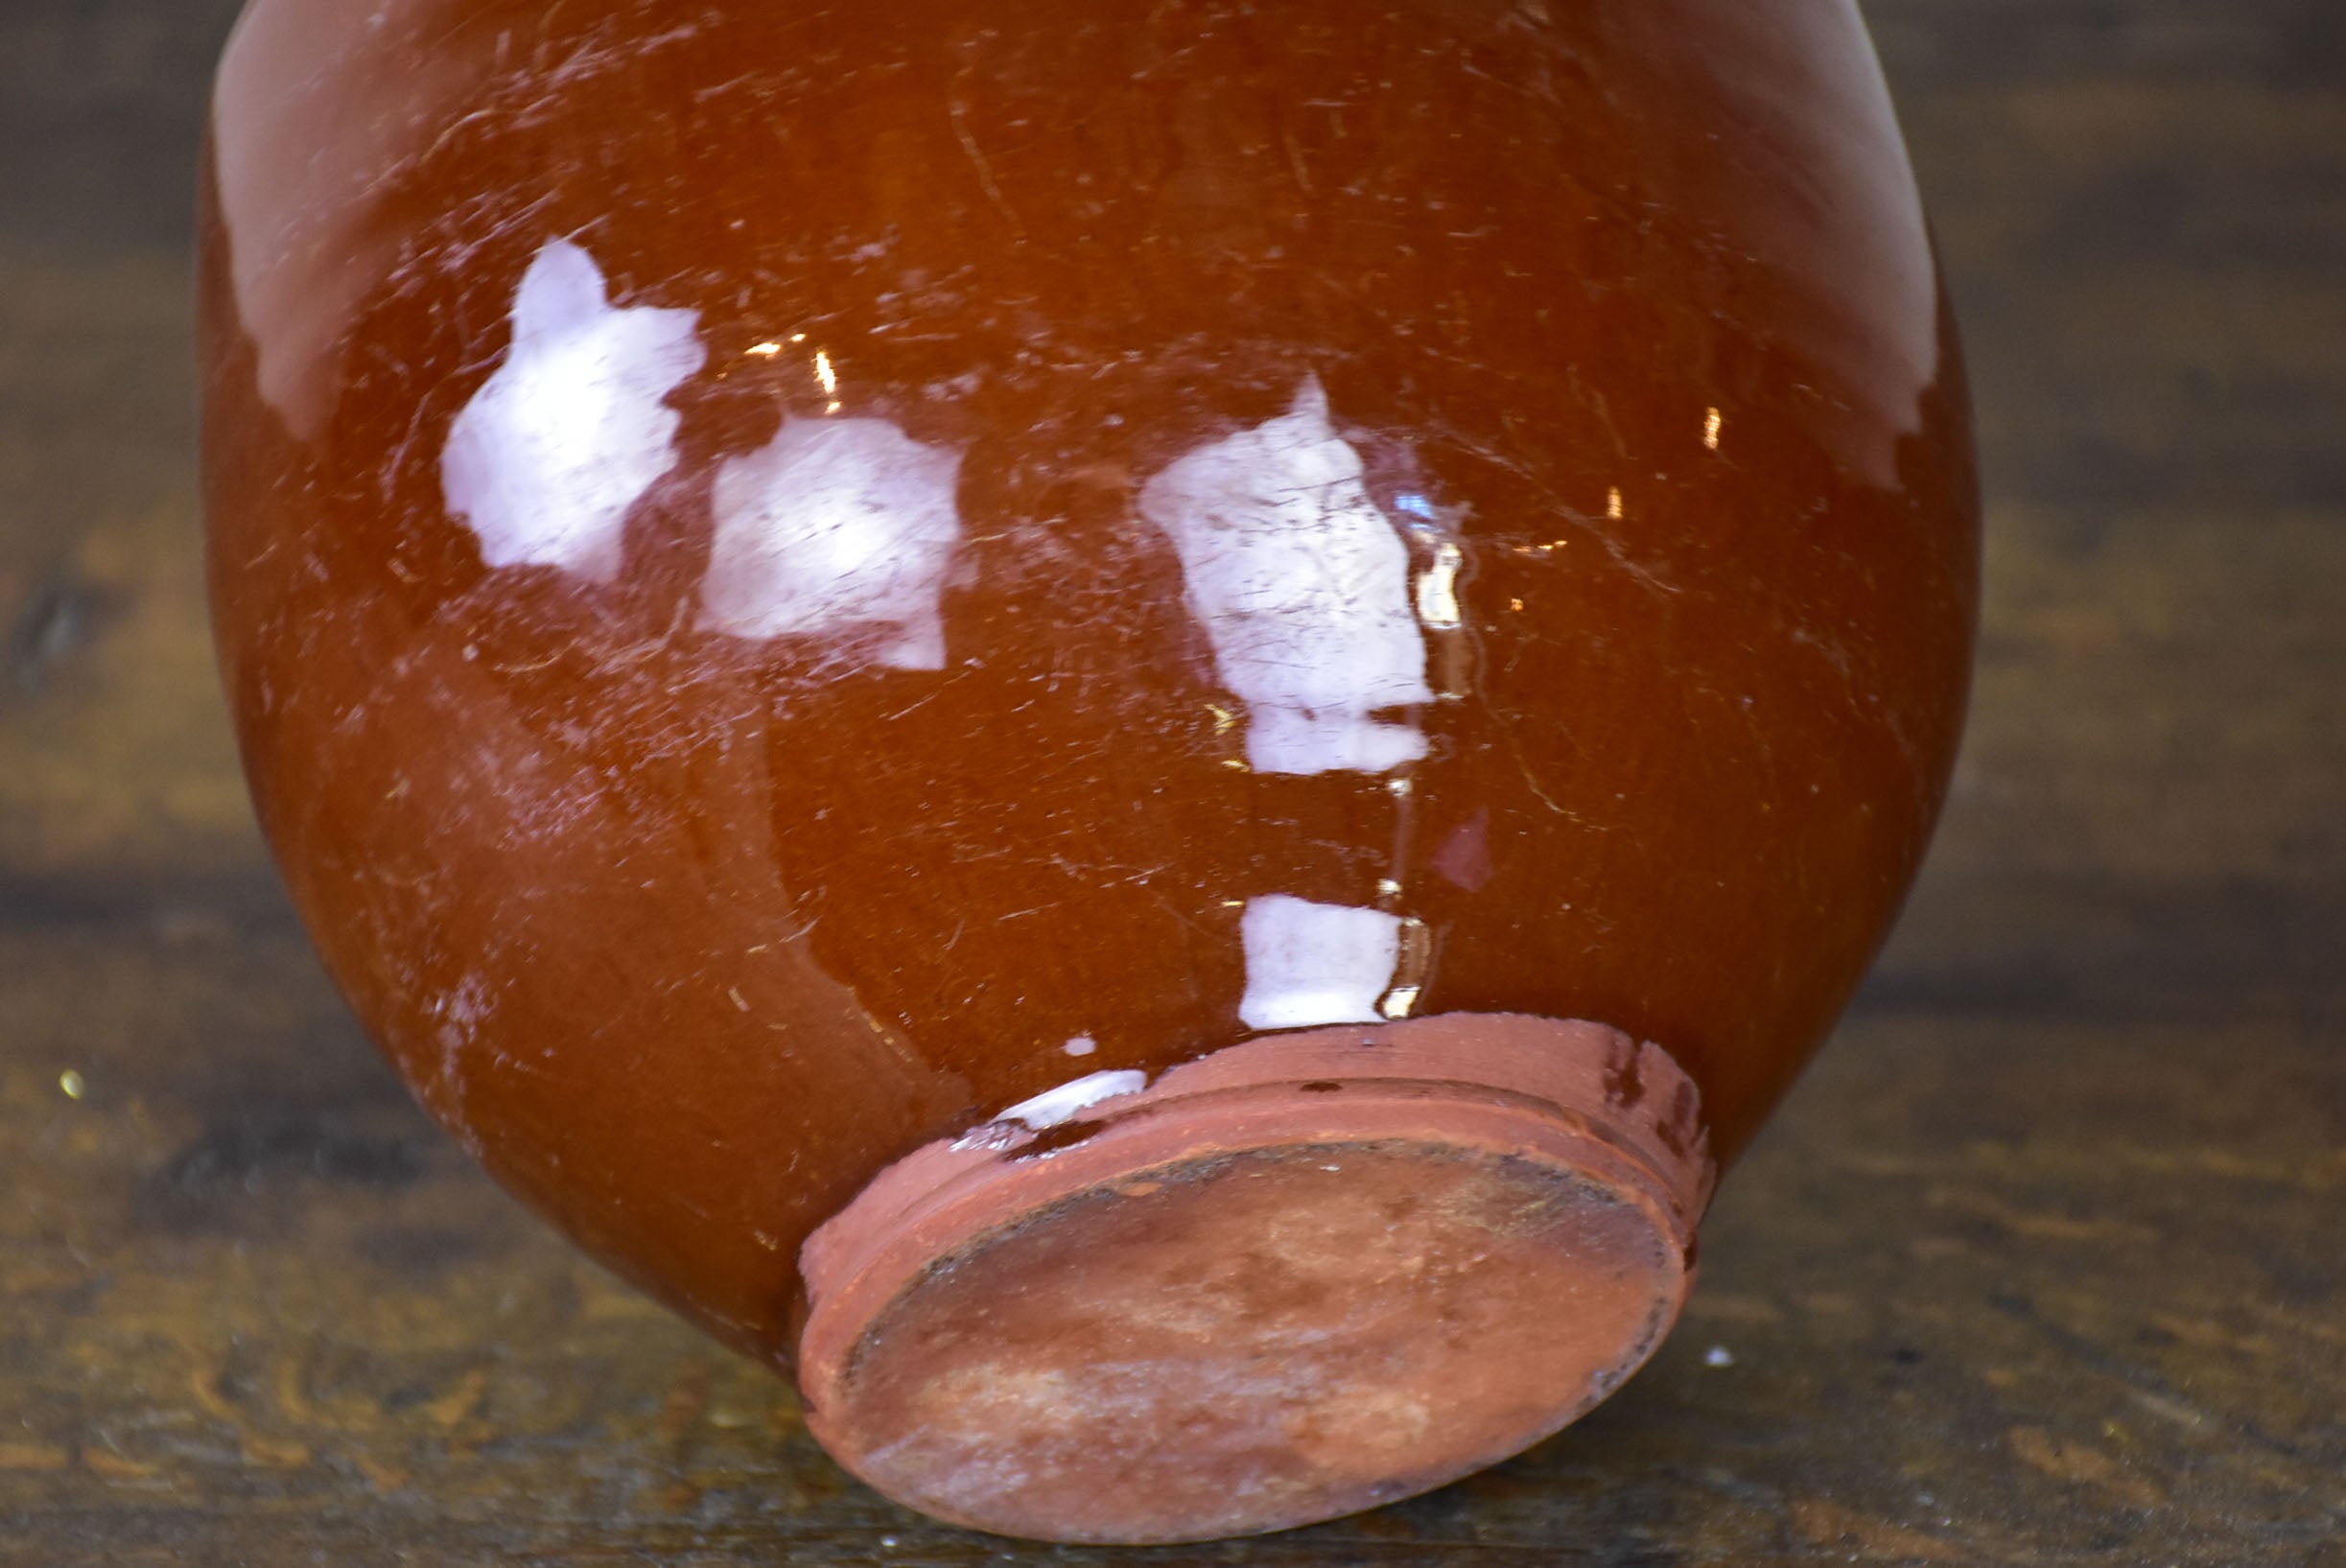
[1238,895,1404,1031]
[995,1069,1149,1130]
[700,416,965,668]
[1139,378,1433,777]
[440,240,704,583]
[1416,541,1465,630]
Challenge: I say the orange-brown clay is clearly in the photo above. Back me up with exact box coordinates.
[200,0,1975,1540]
[797,1015,1709,1541]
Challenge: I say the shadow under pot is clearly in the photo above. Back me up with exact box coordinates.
[199,0,1977,1543]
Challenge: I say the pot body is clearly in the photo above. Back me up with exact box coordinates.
[202,0,1975,1540]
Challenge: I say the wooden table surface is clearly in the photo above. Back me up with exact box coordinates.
[3,1,2340,1562]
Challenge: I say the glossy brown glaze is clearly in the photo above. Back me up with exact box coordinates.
[201,0,1975,1537]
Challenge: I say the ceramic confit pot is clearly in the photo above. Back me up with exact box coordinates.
[200,0,1976,1542]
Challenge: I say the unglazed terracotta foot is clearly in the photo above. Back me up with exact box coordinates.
[200,0,1976,1542]
[799,1017,1712,1540]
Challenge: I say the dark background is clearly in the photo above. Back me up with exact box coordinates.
[3,1,2340,1562]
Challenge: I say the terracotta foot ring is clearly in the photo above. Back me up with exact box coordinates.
[797,1014,1717,1544]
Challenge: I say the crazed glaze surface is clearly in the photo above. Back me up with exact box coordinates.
[201,0,1975,1370]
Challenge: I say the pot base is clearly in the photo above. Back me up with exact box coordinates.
[796,1015,1715,1544]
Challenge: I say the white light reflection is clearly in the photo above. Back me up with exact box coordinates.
[1139,378,1433,776]
[699,416,965,669]
[440,240,704,584]
[996,1069,1148,1130]
[1238,895,1401,1031]
[1415,541,1464,629]
[1379,984,1421,1020]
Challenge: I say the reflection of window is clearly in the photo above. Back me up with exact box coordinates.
[700,417,965,670]
[1238,895,1402,1031]
[1139,378,1433,777]
[441,240,703,583]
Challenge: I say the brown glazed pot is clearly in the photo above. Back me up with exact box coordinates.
[200,0,1976,1543]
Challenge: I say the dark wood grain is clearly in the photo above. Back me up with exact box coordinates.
[3,1,2340,1562]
